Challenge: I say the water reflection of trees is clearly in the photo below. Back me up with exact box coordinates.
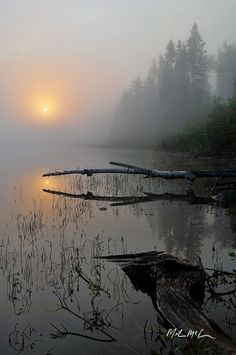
[155,203,206,261]
[2,169,236,353]
[44,172,236,253]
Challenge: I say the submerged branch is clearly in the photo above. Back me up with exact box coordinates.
[50,322,115,343]
[51,288,116,342]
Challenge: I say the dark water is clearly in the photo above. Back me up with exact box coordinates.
[0,146,236,354]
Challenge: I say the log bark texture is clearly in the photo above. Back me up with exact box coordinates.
[43,161,236,184]
[101,251,236,354]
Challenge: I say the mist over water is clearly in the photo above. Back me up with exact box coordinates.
[1,2,236,354]
[0,144,235,354]
[0,1,236,149]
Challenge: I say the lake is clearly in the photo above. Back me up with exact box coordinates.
[0,145,236,354]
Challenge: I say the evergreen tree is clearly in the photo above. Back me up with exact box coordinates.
[165,40,176,70]
[186,23,209,117]
[144,59,158,94]
[175,41,192,122]
[216,43,236,100]
[158,40,177,134]
[159,41,176,103]
[129,76,144,103]
[110,23,212,148]
[143,59,160,141]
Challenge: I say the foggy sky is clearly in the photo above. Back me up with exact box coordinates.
[0,0,236,148]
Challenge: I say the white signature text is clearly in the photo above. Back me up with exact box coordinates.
[166,328,215,340]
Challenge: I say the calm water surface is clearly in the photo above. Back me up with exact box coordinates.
[0,146,236,354]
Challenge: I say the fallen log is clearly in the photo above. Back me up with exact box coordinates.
[42,161,236,184]
[101,251,236,354]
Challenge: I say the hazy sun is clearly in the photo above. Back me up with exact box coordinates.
[27,94,62,123]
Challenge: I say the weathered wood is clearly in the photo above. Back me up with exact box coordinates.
[101,251,236,354]
[42,161,236,184]
[42,167,139,177]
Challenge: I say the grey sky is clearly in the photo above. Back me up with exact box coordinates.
[0,0,236,144]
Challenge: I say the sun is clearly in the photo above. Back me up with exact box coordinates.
[43,107,49,113]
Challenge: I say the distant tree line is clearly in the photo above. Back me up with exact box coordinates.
[109,23,236,150]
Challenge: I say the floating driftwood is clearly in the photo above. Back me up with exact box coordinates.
[100,251,236,354]
[43,161,236,184]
